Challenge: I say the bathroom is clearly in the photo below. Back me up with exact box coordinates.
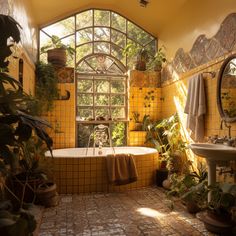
[0,0,236,235]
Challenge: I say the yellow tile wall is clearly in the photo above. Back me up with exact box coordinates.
[128,70,162,146]
[46,83,76,149]
[52,153,159,194]
[161,53,236,182]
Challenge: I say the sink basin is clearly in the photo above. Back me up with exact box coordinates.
[190,143,236,161]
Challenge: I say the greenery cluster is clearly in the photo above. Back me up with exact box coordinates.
[143,113,188,173]
[0,14,53,235]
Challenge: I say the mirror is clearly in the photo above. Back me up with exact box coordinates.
[217,54,236,122]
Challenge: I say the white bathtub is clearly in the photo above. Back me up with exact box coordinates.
[47,146,157,158]
[49,147,159,194]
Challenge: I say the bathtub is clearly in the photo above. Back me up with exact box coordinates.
[48,147,159,194]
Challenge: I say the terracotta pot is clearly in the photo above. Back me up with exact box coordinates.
[186,201,200,214]
[36,182,58,207]
[197,211,234,234]
[47,48,66,67]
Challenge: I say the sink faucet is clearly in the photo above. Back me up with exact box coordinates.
[220,119,231,138]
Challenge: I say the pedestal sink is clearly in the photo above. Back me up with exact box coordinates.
[189,143,236,200]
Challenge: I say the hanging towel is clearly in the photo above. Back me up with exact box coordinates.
[184,74,206,142]
[105,154,138,185]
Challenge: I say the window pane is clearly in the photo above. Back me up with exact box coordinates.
[77,108,93,121]
[94,10,110,27]
[111,95,125,105]
[43,16,75,38]
[77,94,93,106]
[77,80,93,93]
[111,12,126,33]
[111,122,126,146]
[94,27,110,41]
[94,42,110,54]
[76,43,93,62]
[76,28,93,45]
[111,45,126,65]
[111,108,125,118]
[76,10,93,29]
[111,80,125,93]
[95,108,110,119]
[61,35,75,67]
[111,29,126,48]
[95,80,109,93]
[95,95,109,105]
[77,124,93,147]
[127,21,154,46]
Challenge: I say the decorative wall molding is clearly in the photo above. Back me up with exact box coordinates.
[162,13,236,83]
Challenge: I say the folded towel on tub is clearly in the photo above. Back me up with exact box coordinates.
[105,154,138,185]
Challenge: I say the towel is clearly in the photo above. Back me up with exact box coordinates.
[105,154,138,185]
[184,74,206,142]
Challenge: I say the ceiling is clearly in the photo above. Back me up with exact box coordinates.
[29,0,188,38]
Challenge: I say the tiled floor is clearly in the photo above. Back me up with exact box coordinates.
[39,187,219,236]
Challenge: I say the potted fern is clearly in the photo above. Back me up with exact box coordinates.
[41,35,75,67]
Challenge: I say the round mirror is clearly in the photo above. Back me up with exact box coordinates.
[217,54,236,122]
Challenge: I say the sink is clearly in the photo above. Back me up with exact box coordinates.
[189,143,236,161]
[189,143,236,201]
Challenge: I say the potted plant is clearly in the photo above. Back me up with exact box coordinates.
[123,43,149,71]
[40,35,75,67]
[132,111,142,131]
[197,184,236,234]
[148,45,166,71]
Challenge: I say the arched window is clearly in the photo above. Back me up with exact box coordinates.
[40,9,156,146]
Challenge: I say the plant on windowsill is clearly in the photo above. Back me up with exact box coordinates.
[147,45,167,71]
[123,43,149,71]
[40,35,75,67]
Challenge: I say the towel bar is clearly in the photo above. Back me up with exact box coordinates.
[202,71,216,78]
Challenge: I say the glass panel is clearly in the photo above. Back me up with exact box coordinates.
[111,12,126,33]
[76,61,95,73]
[111,122,126,146]
[95,108,110,119]
[39,31,50,63]
[95,80,109,93]
[94,10,110,27]
[111,107,125,118]
[111,80,125,93]
[76,10,93,30]
[77,108,93,121]
[94,42,110,54]
[61,35,75,67]
[145,40,156,57]
[43,16,75,38]
[77,80,93,93]
[77,124,93,147]
[94,27,110,41]
[111,29,126,48]
[76,28,93,45]
[76,43,93,62]
[95,95,109,105]
[77,94,93,106]
[111,95,125,105]
[111,45,126,65]
[107,63,124,74]
[127,21,154,46]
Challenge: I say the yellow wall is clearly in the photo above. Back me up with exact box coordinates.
[161,53,236,183]
[1,0,37,94]
[160,0,236,59]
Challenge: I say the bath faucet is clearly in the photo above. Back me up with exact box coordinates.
[220,119,231,139]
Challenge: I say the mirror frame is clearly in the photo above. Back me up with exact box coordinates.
[217,53,236,123]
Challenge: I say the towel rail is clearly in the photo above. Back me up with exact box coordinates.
[202,71,216,79]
